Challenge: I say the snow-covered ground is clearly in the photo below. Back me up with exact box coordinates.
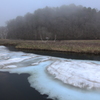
[0,46,100,100]
[47,60,100,89]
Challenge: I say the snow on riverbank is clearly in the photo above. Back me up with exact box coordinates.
[47,60,100,89]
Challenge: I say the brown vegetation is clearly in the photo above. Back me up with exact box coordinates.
[0,39,100,54]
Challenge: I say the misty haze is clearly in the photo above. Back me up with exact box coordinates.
[0,1,100,100]
[1,4,100,40]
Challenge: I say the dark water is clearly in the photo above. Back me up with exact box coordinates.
[7,46,100,61]
[0,72,53,100]
[0,46,100,100]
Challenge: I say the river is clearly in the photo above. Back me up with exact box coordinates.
[0,46,100,100]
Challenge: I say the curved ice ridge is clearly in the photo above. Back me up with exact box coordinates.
[47,60,100,89]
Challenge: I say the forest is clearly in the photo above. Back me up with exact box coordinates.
[0,4,100,40]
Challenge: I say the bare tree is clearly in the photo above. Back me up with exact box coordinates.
[0,27,8,39]
[54,35,57,42]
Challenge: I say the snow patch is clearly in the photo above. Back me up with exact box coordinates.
[47,60,100,89]
[4,65,17,68]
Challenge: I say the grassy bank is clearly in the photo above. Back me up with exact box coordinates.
[0,39,100,54]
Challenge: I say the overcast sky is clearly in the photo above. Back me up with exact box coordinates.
[0,0,100,26]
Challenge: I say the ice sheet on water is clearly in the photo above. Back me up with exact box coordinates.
[0,46,100,100]
[47,60,100,89]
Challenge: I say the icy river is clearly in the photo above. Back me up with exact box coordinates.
[0,46,100,100]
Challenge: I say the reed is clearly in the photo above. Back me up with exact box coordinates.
[0,39,100,54]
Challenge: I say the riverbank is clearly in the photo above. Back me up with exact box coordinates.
[0,39,100,55]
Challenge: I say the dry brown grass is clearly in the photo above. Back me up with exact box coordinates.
[0,39,100,54]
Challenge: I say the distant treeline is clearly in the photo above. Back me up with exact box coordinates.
[1,4,100,40]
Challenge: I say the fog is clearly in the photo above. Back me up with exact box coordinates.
[0,0,100,26]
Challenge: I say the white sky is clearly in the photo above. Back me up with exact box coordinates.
[0,0,100,26]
